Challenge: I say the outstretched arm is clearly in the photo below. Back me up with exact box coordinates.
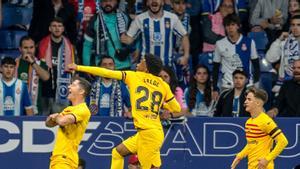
[69,64,123,80]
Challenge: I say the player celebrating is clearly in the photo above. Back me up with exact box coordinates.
[231,87,288,169]
[68,54,181,169]
[45,77,91,169]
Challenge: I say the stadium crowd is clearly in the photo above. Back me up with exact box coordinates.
[0,0,300,118]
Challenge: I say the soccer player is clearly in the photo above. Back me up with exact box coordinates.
[45,77,91,169]
[231,87,288,169]
[68,54,181,169]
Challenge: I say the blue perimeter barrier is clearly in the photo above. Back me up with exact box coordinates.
[0,117,299,169]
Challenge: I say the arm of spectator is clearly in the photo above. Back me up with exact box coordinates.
[274,81,288,117]
[266,33,287,63]
[250,1,264,27]
[82,15,97,65]
[120,33,135,45]
[251,58,260,83]
[178,35,190,66]
[213,91,225,117]
[23,54,50,81]
[201,15,224,44]
[212,62,220,101]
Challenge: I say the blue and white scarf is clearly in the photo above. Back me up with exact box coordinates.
[89,77,123,116]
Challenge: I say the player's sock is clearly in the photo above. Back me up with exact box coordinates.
[110,148,124,169]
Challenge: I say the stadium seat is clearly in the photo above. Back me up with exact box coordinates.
[2,4,33,28]
[0,30,28,49]
[248,31,269,51]
[0,50,21,59]
[0,30,14,49]
[258,53,273,73]
[198,52,213,72]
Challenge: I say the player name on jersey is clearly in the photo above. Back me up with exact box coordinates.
[143,78,160,87]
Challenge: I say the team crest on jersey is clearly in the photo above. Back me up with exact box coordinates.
[20,72,28,81]
[16,88,21,95]
[241,43,247,51]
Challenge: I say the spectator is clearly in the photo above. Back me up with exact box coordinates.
[87,55,131,116]
[201,0,233,53]
[266,15,300,94]
[185,64,214,117]
[159,66,187,118]
[82,0,131,69]
[200,0,234,72]
[16,36,50,114]
[171,0,191,89]
[201,0,248,33]
[212,14,260,99]
[214,69,249,117]
[29,0,77,44]
[69,0,100,64]
[250,0,288,46]
[267,59,300,117]
[121,0,190,69]
[128,154,140,169]
[283,0,300,31]
[0,57,33,116]
[38,18,74,115]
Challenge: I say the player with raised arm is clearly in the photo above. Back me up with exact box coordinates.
[45,77,91,169]
[231,87,288,169]
[68,54,181,169]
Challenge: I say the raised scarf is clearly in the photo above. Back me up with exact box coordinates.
[38,35,74,103]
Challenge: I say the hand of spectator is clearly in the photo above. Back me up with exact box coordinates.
[120,33,132,45]
[230,156,241,169]
[270,15,282,24]
[260,20,269,29]
[23,53,35,64]
[212,91,219,101]
[68,63,78,72]
[279,32,289,41]
[266,108,278,118]
[258,158,268,169]
[178,56,189,66]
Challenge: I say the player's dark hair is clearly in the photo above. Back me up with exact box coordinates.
[245,87,268,103]
[1,57,16,66]
[98,55,115,66]
[144,54,163,76]
[72,77,91,97]
[188,64,211,110]
[291,14,300,22]
[19,35,35,47]
[161,66,179,94]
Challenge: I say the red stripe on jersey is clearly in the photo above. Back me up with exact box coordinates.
[245,127,262,131]
[246,134,268,138]
[246,123,258,127]
[246,131,265,135]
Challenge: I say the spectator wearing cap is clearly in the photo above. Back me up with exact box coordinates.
[214,69,249,117]
[128,154,140,169]
[0,57,33,116]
